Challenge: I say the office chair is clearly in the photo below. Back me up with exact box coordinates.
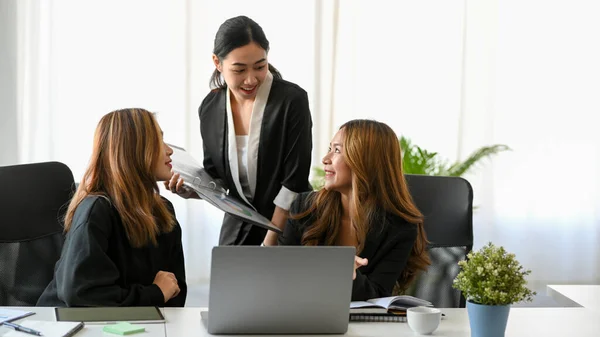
[0,161,75,305]
[400,174,473,308]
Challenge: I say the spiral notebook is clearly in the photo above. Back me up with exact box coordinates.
[349,312,407,322]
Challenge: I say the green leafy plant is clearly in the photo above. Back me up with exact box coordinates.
[453,242,536,305]
[311,136,511,189]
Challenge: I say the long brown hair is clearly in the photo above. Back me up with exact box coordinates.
[64,108,175,247]
[297,119,430,287]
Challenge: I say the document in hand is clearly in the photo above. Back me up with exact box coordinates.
[350,295,433,314]
[168,144,282,234]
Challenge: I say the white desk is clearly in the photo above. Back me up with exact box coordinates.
[163,307,600,337]
[547,285,600,313]
[0,307,166,337]
[3,307,600,336]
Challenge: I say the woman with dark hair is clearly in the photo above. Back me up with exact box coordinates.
[37,108,186,307]
[278,120,431,301]
[167,16,313,246]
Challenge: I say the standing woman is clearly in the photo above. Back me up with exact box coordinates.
[168,16,313,246]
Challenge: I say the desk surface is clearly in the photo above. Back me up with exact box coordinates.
[547,285,600,312]
[164,307,600,337]
[2,306,600,337]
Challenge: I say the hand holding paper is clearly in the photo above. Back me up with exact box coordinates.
[165,144,282,234]
[164,172,199,199]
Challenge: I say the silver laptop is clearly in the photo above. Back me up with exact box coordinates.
[201,246,355,334]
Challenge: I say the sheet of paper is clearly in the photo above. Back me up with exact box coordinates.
[0,308,34,323]
[350,301,379,309]
[3,320,84,337]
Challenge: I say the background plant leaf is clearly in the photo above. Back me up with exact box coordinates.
[446,144,512,177]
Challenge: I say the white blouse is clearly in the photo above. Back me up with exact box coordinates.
[225,71,298,210]
[235,135,251,199]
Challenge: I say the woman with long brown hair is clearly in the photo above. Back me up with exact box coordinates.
[278,119,430,301]
[37,108,186,307]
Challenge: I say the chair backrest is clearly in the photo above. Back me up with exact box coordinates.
[402,174,473,308]
[0,161,75,305]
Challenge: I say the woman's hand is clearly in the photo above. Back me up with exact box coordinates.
[164,172,199,199]
[153,271,181,303]
[262,207,289,246]
[353,256,368,280]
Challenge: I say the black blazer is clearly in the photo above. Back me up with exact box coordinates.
[278,192,418,301]
[37,196,187,307]
[199,78,313,245]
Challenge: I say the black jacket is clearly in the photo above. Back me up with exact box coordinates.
[200,78,313,245]
[278,192,418,301]
[37,195,187,307]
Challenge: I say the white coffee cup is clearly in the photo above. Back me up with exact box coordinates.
[407,306,442,335]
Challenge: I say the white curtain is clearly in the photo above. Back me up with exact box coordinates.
[314,0,466,161]
[10,0,600,286]
[318,0,600,286]
[15,0,53,163]
[460,0,600,285]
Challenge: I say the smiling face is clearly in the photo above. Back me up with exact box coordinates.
[213,42,268,101]
[153,130,174,182]
[322,128,352,194]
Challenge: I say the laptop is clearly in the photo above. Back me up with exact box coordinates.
[202,246,355,334]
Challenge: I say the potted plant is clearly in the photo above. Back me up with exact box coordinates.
[453,242,536,337]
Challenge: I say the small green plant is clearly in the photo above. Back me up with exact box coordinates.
[311,136,511,189]
[453,242,536,305]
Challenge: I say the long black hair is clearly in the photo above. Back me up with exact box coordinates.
[210,16,282,89]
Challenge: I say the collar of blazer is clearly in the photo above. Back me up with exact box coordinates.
[225,71,274,205]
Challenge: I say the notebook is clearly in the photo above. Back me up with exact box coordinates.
[4,320,84,337]
[350,295,432,314]
[55,306,164,324]
[349,312,407,322]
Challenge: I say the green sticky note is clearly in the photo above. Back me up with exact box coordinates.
[102,322,146,335]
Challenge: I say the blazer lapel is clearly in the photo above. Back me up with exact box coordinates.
[225,88,251,206]
[215,92,228,182]
[247,71,273,198]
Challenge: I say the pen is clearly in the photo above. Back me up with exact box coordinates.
[1,321,43,336]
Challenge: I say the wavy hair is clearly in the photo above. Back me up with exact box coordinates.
[64,108,175,247]
[296,119,430,288]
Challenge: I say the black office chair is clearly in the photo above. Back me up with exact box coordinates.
[0,161,75,305]
[400,174,474,308]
